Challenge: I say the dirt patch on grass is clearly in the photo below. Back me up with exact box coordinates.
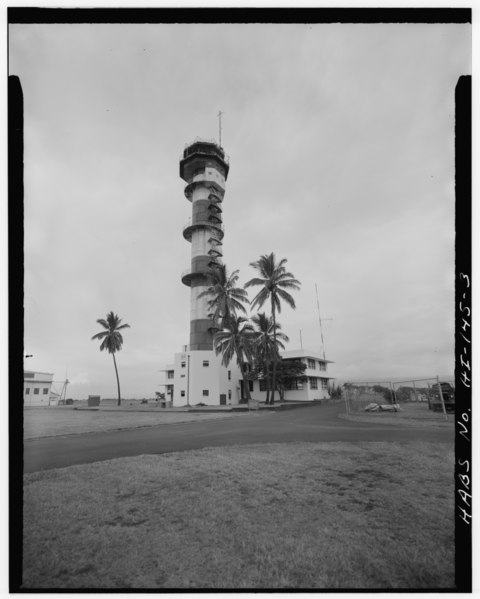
[22,441,455,590]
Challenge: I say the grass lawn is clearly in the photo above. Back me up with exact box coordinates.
[23,408,250,439]
[22,441,455,590]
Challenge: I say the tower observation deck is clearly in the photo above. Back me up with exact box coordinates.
[179,139,230,351]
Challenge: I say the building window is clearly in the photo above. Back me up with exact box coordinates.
[228,390,232,399]
[43,388,48,394]
[167,370,174,379]
[259,380,267,392]
[181,374,185,378]
[321,378,329,389]
[181,390,185,397]
[228,370,231,380]
[203,361,209,367]
[285,379,304,390]
[249,381,254,392]
[309,378,318,390]
[25,388,30,394]
[203,390,209,397]
[24,372,34,378]
[34,388,40,395]
[308,359,316,369]
[319,362,326,371]
[181,361,186,368]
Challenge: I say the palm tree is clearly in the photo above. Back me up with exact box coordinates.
[245,253,301,404]
[91,311,130,406]
[213,315,256,402]
[251,312,289,404]
[199,264,249,330]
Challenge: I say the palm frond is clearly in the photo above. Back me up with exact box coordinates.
[244,277,268,289]
[277,288,297,309]
[91,331,108,340]
[96,319,109,329]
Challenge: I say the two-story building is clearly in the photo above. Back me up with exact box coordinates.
[251,349,333,402]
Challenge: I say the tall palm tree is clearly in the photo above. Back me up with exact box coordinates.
[91,311,130,406]
[213,315,256,402]
[199,264,249,330]
[245,253,301,404]
[251,312,289,404]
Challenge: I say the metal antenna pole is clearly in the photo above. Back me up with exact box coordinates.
[315,284,332,361]
[218,110,223,147]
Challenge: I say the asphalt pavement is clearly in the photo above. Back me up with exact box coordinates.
[23,402,453,473]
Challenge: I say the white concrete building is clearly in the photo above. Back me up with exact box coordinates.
[162,348,243,407]
[23,371,55,407]
[251,349,334,402]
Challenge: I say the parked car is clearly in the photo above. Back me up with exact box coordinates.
[429,382,455,413]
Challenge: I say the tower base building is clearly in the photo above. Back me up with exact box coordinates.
[164,348,243,407]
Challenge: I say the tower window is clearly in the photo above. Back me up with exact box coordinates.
[181,391,185,397]
[203,361,209,367]
[181,361,186,368]
[34,388,39,395]
[202,390,209,397]
[228,370,231,380]
[25,388,30,394]
[228,390,232,399]
[43,388,48,394]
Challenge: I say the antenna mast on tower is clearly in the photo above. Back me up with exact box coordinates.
[218,110,223,147]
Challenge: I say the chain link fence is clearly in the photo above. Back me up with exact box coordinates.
[343,377,455,419]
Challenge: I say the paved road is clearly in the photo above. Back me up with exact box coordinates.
[23,403,453,473]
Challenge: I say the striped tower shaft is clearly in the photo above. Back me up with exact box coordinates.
[180,140,229,351]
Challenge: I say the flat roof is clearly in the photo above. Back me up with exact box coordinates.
[24,371,54,376]
[281,349,334,363]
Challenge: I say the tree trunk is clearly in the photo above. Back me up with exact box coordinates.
[270,297,277,404]
[237,352,251,401]
[112,352,121,406]
[265,359,270,405]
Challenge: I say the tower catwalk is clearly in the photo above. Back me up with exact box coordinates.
[180,139,230,350]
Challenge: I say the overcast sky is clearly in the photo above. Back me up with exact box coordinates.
[10,21,470,399]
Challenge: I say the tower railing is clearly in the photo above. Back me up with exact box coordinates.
[183,219,224,240]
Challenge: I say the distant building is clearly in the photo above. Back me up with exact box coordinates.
[24,371,56,407]
[251,349,334,402]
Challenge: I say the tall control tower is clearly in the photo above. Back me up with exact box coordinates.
[180,139,230,350]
